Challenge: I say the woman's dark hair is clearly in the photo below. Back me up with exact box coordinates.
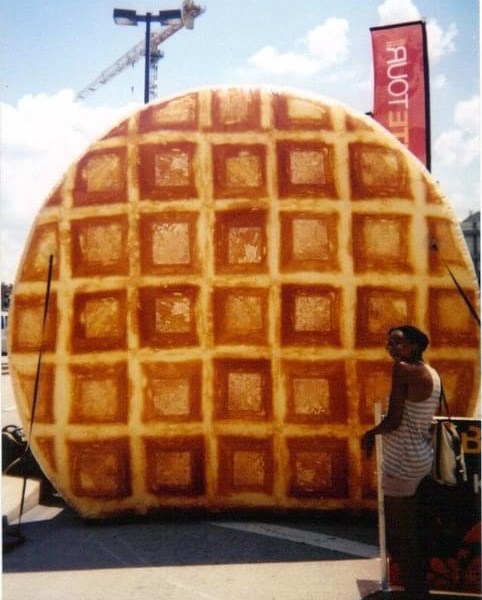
[389,325,429,352]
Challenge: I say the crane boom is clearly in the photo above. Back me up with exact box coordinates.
[75,2,204,101]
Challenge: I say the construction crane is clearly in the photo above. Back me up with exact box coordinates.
[75,1,204,102]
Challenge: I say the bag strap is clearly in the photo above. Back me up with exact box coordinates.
[438,382,452,419]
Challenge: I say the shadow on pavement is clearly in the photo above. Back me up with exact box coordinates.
[4,498,379,573]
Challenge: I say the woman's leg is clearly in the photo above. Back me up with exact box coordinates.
[384,494,429,598]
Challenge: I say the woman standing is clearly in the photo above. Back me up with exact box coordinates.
[362,325,440,600]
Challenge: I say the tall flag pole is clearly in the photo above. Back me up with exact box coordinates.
[370,20,431,170]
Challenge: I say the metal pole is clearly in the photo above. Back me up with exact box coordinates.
[375,402,389,592]
[144,13,151,104]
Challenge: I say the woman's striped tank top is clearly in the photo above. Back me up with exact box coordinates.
[382,364,441,479]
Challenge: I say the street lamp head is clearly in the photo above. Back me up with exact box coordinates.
[113,8,138,26]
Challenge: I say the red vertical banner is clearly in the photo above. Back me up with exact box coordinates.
[370,21,431,169]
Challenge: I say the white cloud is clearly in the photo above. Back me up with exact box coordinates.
[1,90,138,283]
[435,129,479,167]
[305,18,350,67]
[439,184,480,222]
[437,126,479,221]
[432,74,447,90]
[377,0,420,25]
[246,17,350,78]
[434,96,480,168]
[377,1,457,65]
[454,96,480,130]
[426,19,457,64]
[248,46,319,77]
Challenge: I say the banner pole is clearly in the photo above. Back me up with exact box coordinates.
[421,19,432,171]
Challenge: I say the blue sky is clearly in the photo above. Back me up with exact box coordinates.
[0,0,480,282]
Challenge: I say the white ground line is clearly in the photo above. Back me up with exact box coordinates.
[209,521,379,558]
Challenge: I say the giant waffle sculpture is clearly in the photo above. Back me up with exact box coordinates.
[8,88,480,518]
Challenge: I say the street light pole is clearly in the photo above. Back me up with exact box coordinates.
[113,6,184,104]
[144,13,151,104]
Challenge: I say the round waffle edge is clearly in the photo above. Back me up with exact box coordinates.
[8,86,480,518]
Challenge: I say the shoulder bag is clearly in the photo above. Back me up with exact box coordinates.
[431,384,468,486]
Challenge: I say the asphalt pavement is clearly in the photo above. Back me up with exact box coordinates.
[2,357,385,600]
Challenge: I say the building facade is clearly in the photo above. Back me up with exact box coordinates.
[461,211,480,283]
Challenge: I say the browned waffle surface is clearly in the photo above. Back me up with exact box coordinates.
[9,88,480,518]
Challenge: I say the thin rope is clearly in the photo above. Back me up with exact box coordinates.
[431,242,480,327]
[14,254,54,536]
